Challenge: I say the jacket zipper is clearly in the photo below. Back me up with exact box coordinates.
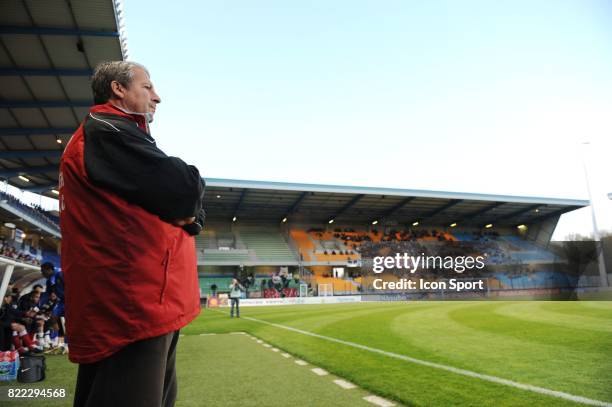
[160,249,170,304]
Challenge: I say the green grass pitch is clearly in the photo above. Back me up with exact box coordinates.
[2,301,611,406]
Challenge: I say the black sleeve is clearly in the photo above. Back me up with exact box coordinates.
[84,114,205,222]
[182,206,206,236]
[11,306,25,320]
[17,297,29,312]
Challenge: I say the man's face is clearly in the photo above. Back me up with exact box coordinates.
[114,67,161,116]
[32,292,40,303]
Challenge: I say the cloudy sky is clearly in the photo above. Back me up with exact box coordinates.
[18,1,612,239]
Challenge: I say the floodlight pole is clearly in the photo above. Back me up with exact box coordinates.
[581,142,608,287]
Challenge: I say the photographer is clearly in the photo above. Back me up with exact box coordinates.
[229,278,245,318]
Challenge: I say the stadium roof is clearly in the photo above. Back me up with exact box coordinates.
[203,178,588,228]
[0,0,126,197]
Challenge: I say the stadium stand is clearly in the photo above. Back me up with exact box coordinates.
[198,228,298,265]
[239,228,297,263]
[197,217,607,300]
[1,238,41,266]
[0,191,60,235]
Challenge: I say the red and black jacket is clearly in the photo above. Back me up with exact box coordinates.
[60,103,204,364]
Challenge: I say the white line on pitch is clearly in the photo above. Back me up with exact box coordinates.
[281,353,291,358]
[295,360,308,366]
[311,368,328,376]
[241,315,612,407]
[363,395,395,407]
[229,332,244,335]
[199,333,216,336]
[271,348,279,352]
[263,343,271,348]
[256,340,263,343]
[334,379,356,389]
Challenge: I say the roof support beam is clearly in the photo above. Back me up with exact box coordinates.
[283,191,308,218]
[420,199,462,222]
[0,68,93,76]
[328,194,364,221]
[0,26,119,37]
[532,206,581,223]
[232,190,248,220]
[0,150,62,159]
[0,165,58,178]
[494,204,543,222]
[380,196,416,220]
[459,202,506,224]
[0,128,74,136]
[0,101,91,108]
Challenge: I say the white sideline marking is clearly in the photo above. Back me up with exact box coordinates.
[334,379,356,389]
[229,332,244,335]
[311,368,328,376]
[256,340,263,343]
[199,333,216,336]
[263,343,271,348]
[363,395,395,407]
[179,334,185,337]
[295,360,308,366]
[241,315,612,407]
[271,348,279,352]
[281,353,291,358]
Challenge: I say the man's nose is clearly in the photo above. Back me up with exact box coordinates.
[152,91,161,104]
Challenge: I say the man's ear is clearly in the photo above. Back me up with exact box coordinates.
[110,80,126,99]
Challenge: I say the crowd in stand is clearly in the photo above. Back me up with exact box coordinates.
[30,203,60,225]
[0,263,66,356]
[260,269,300,298]
[469,230,500,240]
[322,249,356,256]
[0,238,41,266]
[0,190,59,230]
[379,229,450,242]
[334,232,372,244]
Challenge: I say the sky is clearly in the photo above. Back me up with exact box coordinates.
[17,0,612,239]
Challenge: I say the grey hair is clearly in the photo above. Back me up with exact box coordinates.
[91,61,149,104]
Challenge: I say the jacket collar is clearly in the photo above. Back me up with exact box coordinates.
[90,102,149,134]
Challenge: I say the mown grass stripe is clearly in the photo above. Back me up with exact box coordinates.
[242,315,612,407]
